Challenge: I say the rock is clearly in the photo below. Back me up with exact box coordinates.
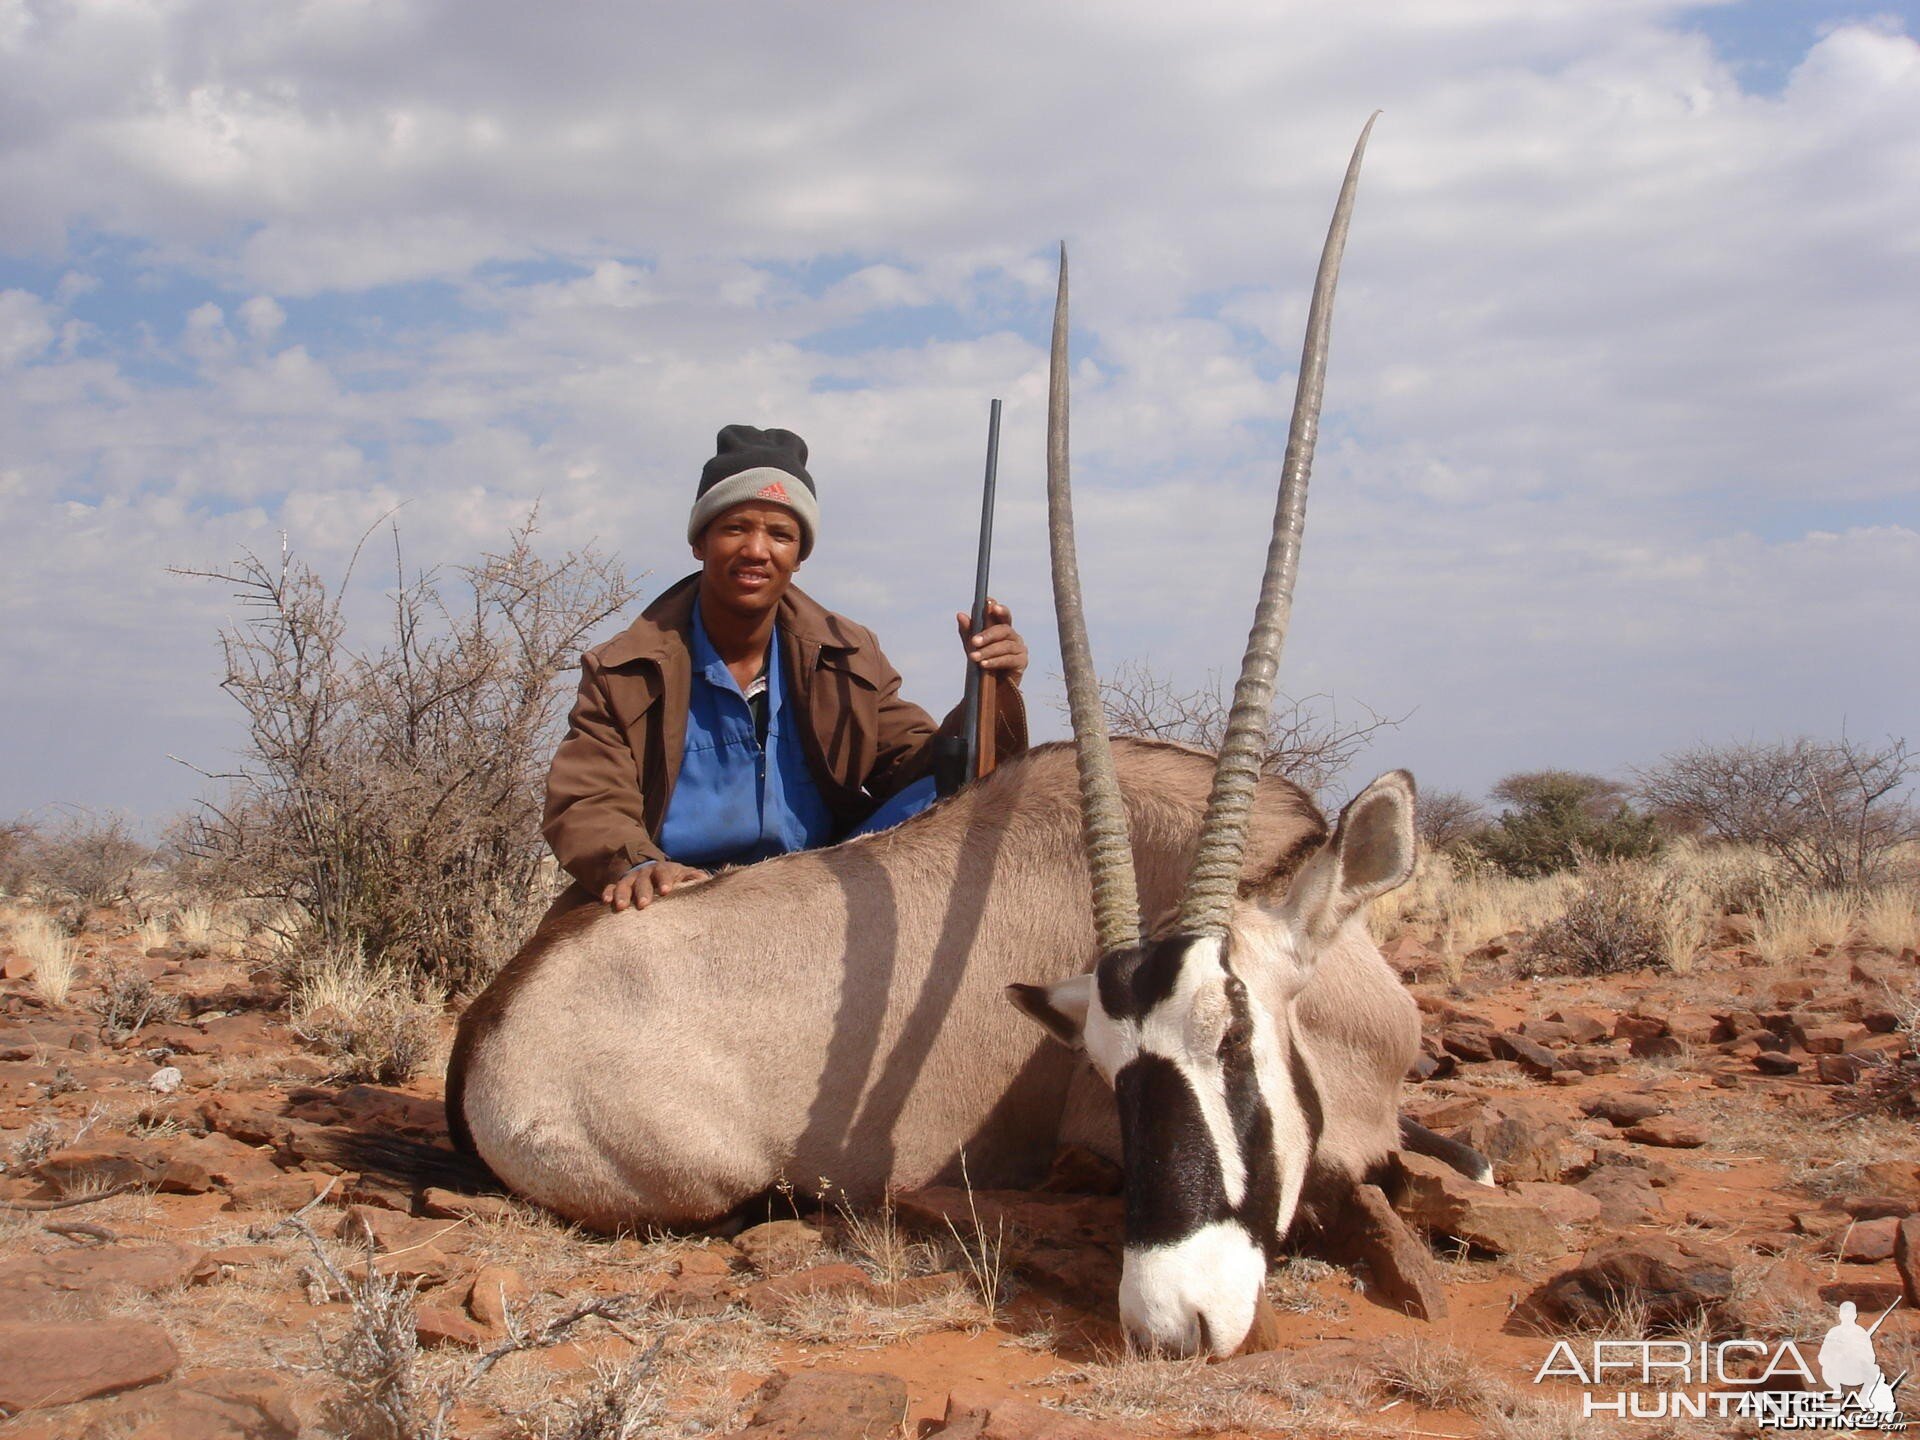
[222,1172,336,1213]
[1896,1217,1920,1307]
[77,1367,300,1439]
[419,1188,521,1224]
[1753,1052,1801,1076]
[1854,1163,1920,1201]
[334,1205,470,1255]
[1338,1182,1447,1320]
[148,1065,183,1093]
[0,1320,179,1413]
[1474,1112,1590,1183]
[1815,1054,1867,1084]
[1548,1010,1610,1044]
[1558,1046,1623,1076]
[0,1242,214,1318]
[345,1245,457,1288]
[466,1264,529,1330]
[1624,1116,1708,1149]
[1519,1237,1734,1332]
[1489,1032,1558,1080]
[1582,1094,1668,1127]
[1037,1144,1123,1195]
[1824,1218,1900,1263]
[1627,1035,1684,1062]
[1613,1013,1670,1042]
[1750,1231,1799,1256]
[672,1247,738,1279]
[1803,1025,1858,1055]
[1439,1026,1496,1064]
[1390,1152,1563,1257]
[742,1263,878,1319]
[1586,1146,1678,1186]
[1510,1182,1604,1229]
[1407,1096,1479,1130]
[1573,1167,1667,1226]
[737,1369,909,1439]
[1836,1195,1914,1221]
[1516,1019,1576,1046]
[935,1387,1114,1440]
[1861,1010,1902,1034]
[416,1304,488,1349]
[35,1140,212,1196]
[734,1219,826,1274]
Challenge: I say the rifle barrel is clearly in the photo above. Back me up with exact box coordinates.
[961,398,1002,778]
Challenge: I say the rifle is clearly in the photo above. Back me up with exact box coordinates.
[935,398,1002,798]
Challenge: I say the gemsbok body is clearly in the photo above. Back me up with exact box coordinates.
[453,114,1468,1359]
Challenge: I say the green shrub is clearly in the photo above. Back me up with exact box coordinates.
[1479,771,1663,878]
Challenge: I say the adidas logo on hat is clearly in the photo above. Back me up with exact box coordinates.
[756,479,791,502]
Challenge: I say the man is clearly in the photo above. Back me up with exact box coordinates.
[544,424,1029,911]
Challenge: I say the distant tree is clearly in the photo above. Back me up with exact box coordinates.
[0,818,36,897]
[1094,660,1403,798]
[1479,770,1663,878]
[1635,736,1917,889]
[1415,788,1487,856]
[13,810,153,915]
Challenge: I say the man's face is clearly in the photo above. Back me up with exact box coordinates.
[693,501,804,621]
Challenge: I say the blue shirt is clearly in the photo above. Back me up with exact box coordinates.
[655,601,837,869]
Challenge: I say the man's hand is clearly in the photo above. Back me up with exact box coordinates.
[955,598,1028,688]
[603,861,712,912]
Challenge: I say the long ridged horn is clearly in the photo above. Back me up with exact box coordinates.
[1047,243,1141,954]
[1177,113,1379,936]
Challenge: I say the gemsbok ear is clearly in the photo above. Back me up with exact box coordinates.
[1273,770,1418,956]
[1006,974,1093,1051]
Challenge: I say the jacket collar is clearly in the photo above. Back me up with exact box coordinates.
[595,573,863,669]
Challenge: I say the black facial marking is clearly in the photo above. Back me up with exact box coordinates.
[1096,935,1188,1022]
[1220,956,1285,1260]
[1116,1053,1230,1247]
[1111,938,1297,1260]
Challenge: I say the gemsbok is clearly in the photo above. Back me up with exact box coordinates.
[449,114,1468,1358]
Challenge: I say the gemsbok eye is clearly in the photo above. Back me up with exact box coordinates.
[1221,1014,1252,1051]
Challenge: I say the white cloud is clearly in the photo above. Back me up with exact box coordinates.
[0,289,55,366]
[0,2,1914,818]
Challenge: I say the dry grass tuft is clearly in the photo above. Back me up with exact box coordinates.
[289,941,443,1084]
[1370,1338,1492,1410]
[171,903,219,948]
[1266,1255,1347,1317]
[775,1273,990,1346]
[549,1356,666,1440]
[10,913,79,1003]
[1753,888,1858,965]
[1859,884,1920,953]
[1056,1351,1358,1436]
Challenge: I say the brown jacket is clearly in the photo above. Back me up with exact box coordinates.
[543,574,1028,891]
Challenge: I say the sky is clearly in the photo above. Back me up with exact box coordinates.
[2,0,1916,827]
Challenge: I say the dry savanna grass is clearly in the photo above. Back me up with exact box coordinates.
[1858,883,1920,953]
[1753,888,1859,965]
[289,940,444,1084]
[1055,1350,1359,1436]
[9,912,80,1003]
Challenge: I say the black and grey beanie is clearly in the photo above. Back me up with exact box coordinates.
[687,425,820,560]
